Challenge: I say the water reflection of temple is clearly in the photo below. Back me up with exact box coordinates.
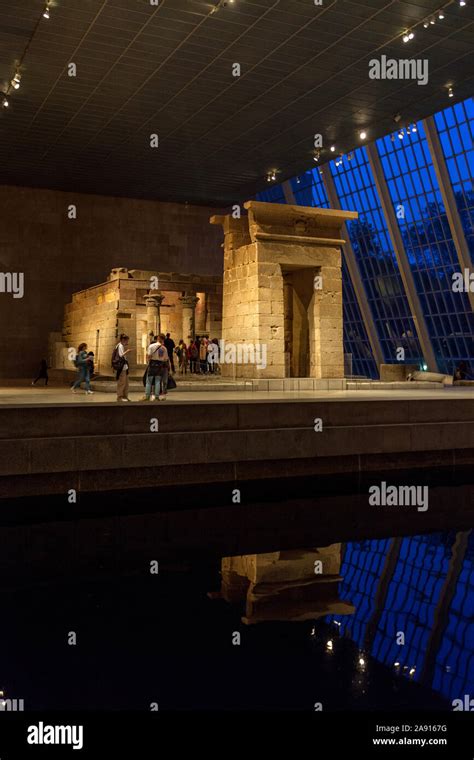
[211,544,355,624]
[325,530,474,704]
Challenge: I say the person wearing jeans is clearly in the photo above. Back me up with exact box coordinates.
[71,343,93,394]
[143,335,170,401]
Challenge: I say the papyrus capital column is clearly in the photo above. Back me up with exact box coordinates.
[179,294,199,342]
[146,294,164,339]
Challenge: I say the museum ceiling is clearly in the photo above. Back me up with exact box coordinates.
[0,0,473,206]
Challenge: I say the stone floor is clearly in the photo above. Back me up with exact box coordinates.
[0,383,472,406]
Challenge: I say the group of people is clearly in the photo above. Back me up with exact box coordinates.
[69,331,219,402]
[176,336,220,375]
[112,333,170,402]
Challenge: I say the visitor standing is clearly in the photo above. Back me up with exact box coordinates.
[207,340,216,374]
[177,340,188,374]
[189,340,198,373]
[32,358,49,386]
[71,343,94,394]
[199,336,208,374]
[143,334,170,401]
[164,333,176,373]
[113,333,131,402]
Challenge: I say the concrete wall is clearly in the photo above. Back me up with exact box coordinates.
[0,185,223,378]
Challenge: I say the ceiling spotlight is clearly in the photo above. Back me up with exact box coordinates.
[409,32,415,40]
[402,33,410,43]
[459,1,466,6]
[407,125,411,134]
[430,17,435,24]
[313,149,320,162]
[2,97,9,108]
[359,130,367,140]
[326,639,333,651]
[448,86,454,97]
[398,129,404,139]
[330,145,335,152]
[423,21,429,28]
[412,123,418,132]
[43,4,50,19]
[438,12,445,19]
[296,176,301,184]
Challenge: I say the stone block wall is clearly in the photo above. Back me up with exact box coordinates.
[212,201,357,380]
[0,185,223,378]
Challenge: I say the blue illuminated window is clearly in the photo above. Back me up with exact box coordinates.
[377,121,474,375]
[435,98,474,266]
[331,149,423,365]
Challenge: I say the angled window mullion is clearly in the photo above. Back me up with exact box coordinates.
[367,142,439,372]
[423,116,474,313]
[321,164,384,373]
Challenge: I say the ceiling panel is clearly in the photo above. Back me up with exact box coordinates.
[0,0,472,206]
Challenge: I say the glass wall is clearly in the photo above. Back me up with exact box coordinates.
[435,98,474,265]
[256,95,473,377]
[330,148,423,365]
[258,169,378,377]
[378,121,474,375]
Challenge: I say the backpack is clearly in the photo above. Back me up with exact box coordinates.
[111,345,124,371]
[73,352,86,368]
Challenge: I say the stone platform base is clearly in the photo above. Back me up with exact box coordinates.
[91,376,348,393]
[0,394,473,500]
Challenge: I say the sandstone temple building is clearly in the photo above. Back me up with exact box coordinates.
[49,201,355,379]
[49,267,222,374]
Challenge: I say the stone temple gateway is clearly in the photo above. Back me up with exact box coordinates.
[211,201,358,380]
[50,201,356,381]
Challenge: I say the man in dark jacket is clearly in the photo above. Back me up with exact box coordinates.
[164,333,176,373]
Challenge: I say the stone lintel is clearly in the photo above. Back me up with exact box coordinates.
[244,200,357,244]
[255,232,346,246]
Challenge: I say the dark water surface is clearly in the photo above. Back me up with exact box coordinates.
[0,475,473,712]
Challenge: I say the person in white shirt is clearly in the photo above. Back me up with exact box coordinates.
[116,333,131,402]
[142,334,170,401]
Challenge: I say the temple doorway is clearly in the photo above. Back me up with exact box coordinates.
[283,268,317,377]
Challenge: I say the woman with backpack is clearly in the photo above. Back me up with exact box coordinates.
[71,343,93,394]
[112,334,131,402]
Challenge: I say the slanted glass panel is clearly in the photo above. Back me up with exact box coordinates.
[378,120,474,375]
[330,148,423,365]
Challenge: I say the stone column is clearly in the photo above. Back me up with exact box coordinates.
[195,292,207,334]
[146,294,164,340]
[283,278,293,377]
[179,294,199,343]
